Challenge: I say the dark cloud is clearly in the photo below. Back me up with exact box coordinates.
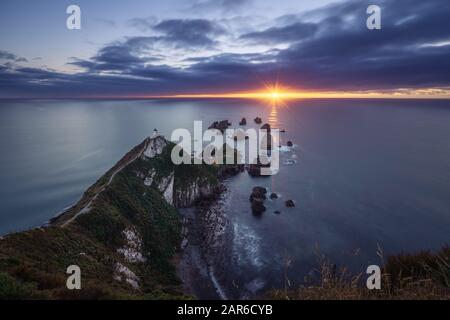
[2,0,450,97]
[240,22,318,44]
[183,51,278,64]
[125,18,226,50]
[69,44,147,73]
[95,45,143,65]
[0,50,27,62]
[69,18,227,73]
[273,0,450,90]
[153,19,225,48]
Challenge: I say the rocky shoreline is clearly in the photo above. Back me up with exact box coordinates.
[175,118,295,299]
[177,176,240,299]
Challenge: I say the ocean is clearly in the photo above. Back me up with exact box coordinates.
[1,98,449,296]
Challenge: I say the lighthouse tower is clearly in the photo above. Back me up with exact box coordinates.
[152,128,159,138]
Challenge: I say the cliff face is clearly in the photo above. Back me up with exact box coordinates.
[132,136,220,208]
[173,178,218,208]
[0,136,221,299]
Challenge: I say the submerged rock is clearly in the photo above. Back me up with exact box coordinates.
[254,117,262,124]
[270,192,278,200]
[285,200,295,207]
[239,118,247,125]
[274,210,281,215]
[287,141,293,147]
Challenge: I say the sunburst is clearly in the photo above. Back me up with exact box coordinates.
[260,82,290,107]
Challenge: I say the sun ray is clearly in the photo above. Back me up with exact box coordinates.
[131,83,450,100]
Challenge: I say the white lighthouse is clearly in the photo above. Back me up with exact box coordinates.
[152,128,159,138]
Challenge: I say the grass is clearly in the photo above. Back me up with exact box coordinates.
[267,246,450,300]
[384,246,450,288]
[0,136,219,300]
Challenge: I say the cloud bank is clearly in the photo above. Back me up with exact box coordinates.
[1,0,450,98]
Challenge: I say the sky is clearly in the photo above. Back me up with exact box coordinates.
[0,0,450,98]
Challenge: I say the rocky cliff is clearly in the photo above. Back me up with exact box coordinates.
[0,135,223,299]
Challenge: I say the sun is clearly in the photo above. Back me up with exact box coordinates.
[262,82,290,107]
[270,91,280,99]
[140,80,308,101]
[267,91,283,106]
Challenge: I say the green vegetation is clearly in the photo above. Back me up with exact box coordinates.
[0,272,36,300]
[0,137,219,300]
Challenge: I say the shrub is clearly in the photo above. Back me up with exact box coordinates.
[0,272,34,300]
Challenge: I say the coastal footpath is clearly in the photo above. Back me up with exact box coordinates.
[0,135,228,299]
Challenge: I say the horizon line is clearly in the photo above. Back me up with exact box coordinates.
[0,87,450,101]
[2,90,450,100]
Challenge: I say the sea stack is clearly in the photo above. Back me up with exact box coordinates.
[250,186,267,214]
[261,123,271,133]
[209,120,231,133]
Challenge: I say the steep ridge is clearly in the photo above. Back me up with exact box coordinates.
[0,135,224,299]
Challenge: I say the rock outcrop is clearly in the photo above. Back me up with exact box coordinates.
[285,200,295,207]
[117,227,146,263]
[157,172,175,205]
[142,135,167,158]
[250,186,267,202]
[261,123,271,133]
[250,186,267,214]
[247,158,271,177]
[209,120,231,133]
[114,262,140,290]
[217,164,244,179]
[251,199,266,214]
[173,178,218,208]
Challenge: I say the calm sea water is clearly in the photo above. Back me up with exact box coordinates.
[1,99,449,295]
